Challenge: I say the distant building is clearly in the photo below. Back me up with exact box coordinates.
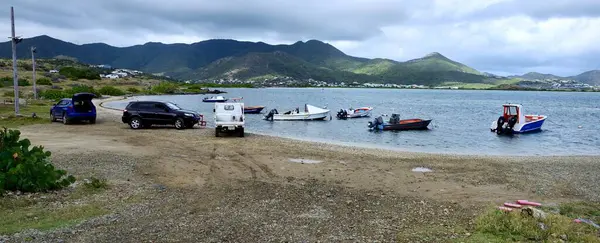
[105,74,119,79]
[49,69,59,73]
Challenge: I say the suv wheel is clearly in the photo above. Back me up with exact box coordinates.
[215,128,220,137]
[62,114,69,125]
[129,117,142,129]
[175,118,185,130]
[50,112,57,122]
[238,127,245,137]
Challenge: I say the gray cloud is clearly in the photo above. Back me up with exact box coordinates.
[3,0,600,76]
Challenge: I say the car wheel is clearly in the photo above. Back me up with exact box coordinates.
[238,127,245,137]
[129,117,142,129]
[62,114,69,125]
[175,118,185,130]
[215,128,220,137]
[90,118,96,124]
[50,112,57,122]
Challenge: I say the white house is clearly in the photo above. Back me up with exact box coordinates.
[49,70,59,73]
[105,74,120,79]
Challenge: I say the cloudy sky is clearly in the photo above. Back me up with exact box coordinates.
[2,0,600,76]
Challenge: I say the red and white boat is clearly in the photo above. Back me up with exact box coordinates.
[336,107,373,119]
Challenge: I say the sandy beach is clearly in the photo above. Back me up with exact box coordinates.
[3,96,600,242]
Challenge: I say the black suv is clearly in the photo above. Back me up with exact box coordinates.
[122,101,201,130]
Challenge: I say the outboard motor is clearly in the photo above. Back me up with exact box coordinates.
[264,109,278,121]
[336,109,348,119]
[495,116,506,135]
[368,116,384,130]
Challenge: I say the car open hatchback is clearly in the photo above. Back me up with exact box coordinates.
[50,92,97,124]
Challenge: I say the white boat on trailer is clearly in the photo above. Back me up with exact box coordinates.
[264,104,330,121]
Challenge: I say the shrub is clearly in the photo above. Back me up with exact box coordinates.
[151,82,179,94]
[83,177,108,191]
[98,86,125,96]
[18,79,30,86]
[59,67,100,80]
[0,76,11,82]
[40,90,68,100]
[126,87,140,93]
[0,127,76,194]
[36,77,52,85]
[66,85,101,98]
[3,90,22,98]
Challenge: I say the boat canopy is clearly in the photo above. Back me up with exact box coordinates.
[305,104,329,113]
[502,104,524,123]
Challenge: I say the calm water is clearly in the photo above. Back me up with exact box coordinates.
[105,88,600,156]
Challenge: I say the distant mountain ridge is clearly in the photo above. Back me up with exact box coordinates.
[1,35,598,86]
[509,71,600,86]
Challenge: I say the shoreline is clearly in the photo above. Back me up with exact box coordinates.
[99,95,600,158]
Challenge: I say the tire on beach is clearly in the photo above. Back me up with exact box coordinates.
[175,118,185,130]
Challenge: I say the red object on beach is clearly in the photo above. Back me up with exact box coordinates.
[503,203,522,208]
[498,206,513,212]
[517,200,542,206]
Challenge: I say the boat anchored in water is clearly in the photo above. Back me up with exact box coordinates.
[202,96,228,103]
[368,114,431,131]
[490,104,546,135]
[231,97,266,114]
[336,107,373,119]
[264,104,330,121]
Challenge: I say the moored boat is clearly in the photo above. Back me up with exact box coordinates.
[244,106,265,114]
[202,96,228,103]
[368,114,431,131]
[490,104,546,135]
[264,104,330,121]
[336,107,373,119]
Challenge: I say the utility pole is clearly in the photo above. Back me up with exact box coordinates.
[10,6,20,115]
[31,46,37,99]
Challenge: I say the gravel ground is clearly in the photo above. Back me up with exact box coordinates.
[2,96,599,242]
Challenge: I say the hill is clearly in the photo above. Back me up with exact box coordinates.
[0,35,496,85]
[510,72,563,80]
[570,70,600,86]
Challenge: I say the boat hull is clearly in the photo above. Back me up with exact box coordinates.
[381,119,431,131]
[272,112,329,121]
[202,99,227,103]
[515,118,546,133]
[244,106,265,114]
[337,107,373,119]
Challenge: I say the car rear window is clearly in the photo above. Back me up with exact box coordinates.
[224,105,235,111]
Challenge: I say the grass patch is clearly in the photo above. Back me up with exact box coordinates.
[0,102,53,128]
[460,206,600,242]
[83,177,109,191]
[0,203,108,234]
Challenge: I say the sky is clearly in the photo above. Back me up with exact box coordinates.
[2,0,600,76]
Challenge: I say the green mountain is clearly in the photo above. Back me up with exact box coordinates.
[571,70,600,86]
[512,72,563,80]
[0,35,497,85]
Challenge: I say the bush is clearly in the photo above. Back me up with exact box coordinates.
[98,86,125,96]
[126,87,140,93]
[40,90,67,100]
[59,67,100,80]
[83,177,108,191]
[18,79,30,86]
[151,82,179,94]
[0,76,11,82]
[36,77,52,86]
[0,127,76,194]
[4,90,23,98]
[66,85,101,98]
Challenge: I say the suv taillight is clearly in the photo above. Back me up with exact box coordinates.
[123,109,127,112]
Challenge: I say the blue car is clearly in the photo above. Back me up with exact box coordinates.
[50,93,97,124]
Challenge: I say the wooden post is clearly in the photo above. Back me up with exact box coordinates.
[10,6,19,114]
[31,46,37,99]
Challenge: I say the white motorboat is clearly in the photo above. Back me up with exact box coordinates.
[264,104,330,121]
[336,107,373,119]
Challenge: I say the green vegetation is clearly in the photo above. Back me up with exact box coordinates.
[0,202,107,235]
[0,101,53,127]
[98,86,125,96]
[0,127,76,194]
[59,66,101,80]
[462,205,600,242]
[83,177,109,191]
[151,82,179,94]
[36,77,52,85]
[39,85,101,100]
[126,87,141,93]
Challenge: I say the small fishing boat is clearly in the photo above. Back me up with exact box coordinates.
[336,107,373,119]
[368,114,431,131]
[244,106,265,114]
[490,104,546,135]
[202,96,227,103]
[265,104,330,121]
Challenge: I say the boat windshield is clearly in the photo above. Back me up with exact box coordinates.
[166,102,181,110]
[505,106,518,116]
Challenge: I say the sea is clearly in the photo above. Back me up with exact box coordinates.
[103,88,600,156]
